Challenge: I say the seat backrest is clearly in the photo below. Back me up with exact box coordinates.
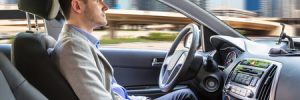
[0,52,47,100]
[14,0,78,99]
[12,32,78,100]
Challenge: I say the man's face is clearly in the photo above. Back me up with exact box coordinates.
[83,0,109,27]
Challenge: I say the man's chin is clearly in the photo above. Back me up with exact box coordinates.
[95,21,107,26]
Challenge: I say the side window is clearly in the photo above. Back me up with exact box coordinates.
[0,3,46,44]
[99,0,187,50]
[99,29,180,50]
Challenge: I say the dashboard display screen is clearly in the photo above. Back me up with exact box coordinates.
[241,59,270,69]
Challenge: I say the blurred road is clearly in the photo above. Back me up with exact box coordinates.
[102,41,174,50]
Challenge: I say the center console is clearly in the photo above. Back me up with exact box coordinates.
[223,58,282,100]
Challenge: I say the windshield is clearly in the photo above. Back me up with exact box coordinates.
[194,0,300,38]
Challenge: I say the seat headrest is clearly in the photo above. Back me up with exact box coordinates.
[18,0,60,20]
[14,32,56,50]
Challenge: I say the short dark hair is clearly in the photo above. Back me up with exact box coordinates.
[59,0,88,19]
[59,0,72,19]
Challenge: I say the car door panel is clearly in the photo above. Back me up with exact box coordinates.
[100,48,166,87]
[100,48,172,97]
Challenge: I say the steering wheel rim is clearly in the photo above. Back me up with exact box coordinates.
[159,23,201,92]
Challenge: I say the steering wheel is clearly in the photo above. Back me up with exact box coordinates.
[159,23,201,92]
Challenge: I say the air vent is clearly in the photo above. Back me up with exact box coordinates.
[256,65,277,100]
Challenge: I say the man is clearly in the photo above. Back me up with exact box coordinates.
[55,0,198,100]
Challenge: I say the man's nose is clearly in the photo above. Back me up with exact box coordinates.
[102,3,109,11]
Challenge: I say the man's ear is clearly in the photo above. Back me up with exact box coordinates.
[71,0,84,14]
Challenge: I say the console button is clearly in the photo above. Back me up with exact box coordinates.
[240,88,246,93]
[244,79,251,85]
[231,72,237,81]
[242,79,248,84]
[240,91,246,96]
[231,89,236,93]
[239,78,244,83]
[235,87,240,93]
[250,77,259,86]
[249,76,253,79]
[234,74,241,82]
[230,86,237,93]
[246,90,254,98]
[244,75,249,79]
[236,88,246,96]
[258,71,264,77]
[234,73,255,86]
[246,76,252,85]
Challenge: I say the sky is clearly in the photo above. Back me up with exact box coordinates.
[208,0,245,10]
[117,0,245,10]
[0,0,16,4]
[0,0,245,10]
[118,0,132,9]
[0,0,5,4]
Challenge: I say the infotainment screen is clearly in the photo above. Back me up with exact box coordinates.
[240,59,270,69]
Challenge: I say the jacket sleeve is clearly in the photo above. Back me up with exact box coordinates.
[55,37,113,100]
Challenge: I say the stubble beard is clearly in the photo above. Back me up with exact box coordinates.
[84,8,107,28]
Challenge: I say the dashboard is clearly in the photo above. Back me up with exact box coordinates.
[207,35,300,100]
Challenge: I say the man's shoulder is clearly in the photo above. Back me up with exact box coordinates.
[55,32,92,54]
[58,31,89,44]
[59,25,88,40]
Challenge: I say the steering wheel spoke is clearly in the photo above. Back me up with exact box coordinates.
[162,69,170,84]
[162,56,172,66]
[163,63,183,85]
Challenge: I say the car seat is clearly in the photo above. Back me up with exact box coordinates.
[12,0,78,99]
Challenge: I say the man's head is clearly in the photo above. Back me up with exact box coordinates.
[59,0,109,28]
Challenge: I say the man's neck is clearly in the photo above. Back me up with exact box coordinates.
[67,18,93,33]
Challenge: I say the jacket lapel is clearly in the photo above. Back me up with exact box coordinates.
[88,42,114,75]
[62,24,114,75]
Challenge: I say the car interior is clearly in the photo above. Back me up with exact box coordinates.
[1,0,300,100]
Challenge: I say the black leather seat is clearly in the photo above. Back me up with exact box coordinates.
[0,52,47,100]
[12,0,78,99]
[12,33,78,100]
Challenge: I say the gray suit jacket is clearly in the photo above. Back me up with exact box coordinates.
[54,25,121,100]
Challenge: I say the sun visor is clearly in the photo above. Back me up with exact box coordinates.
[18,0,60,20]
